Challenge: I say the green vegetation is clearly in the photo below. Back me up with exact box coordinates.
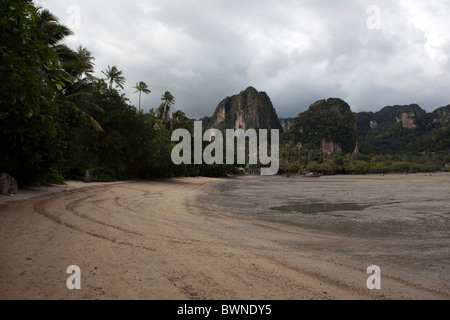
[1,1,67,186]
[282,98,357,153]
[0,1,230,186]
[280,145,447,175]
[280,100,449,175]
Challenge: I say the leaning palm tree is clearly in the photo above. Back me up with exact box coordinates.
[35,8,73,48]
[156,103,170,127]
[35,8,74,86]
[156,91,175,127]
[133,81,151,112]
[60,45,95,81]
[102,65,126,89]
[35,8,104,134]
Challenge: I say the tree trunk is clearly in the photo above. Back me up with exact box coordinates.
[139,91,142,112]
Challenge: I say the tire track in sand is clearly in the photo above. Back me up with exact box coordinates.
[33,186,155,252]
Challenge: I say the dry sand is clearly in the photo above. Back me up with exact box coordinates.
[0,175,449,300]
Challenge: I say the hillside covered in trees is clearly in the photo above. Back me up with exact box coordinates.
[280,101,450,174]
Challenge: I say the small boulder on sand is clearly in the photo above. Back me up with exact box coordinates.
[1,172,18,195]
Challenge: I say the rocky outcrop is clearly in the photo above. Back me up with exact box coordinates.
[210,106,226,129]
[206,88,449,157]
[396,111,417,129]
[360,104,427,131]
[321,138,342,154]
[432,105,450,124]
[353,139,360,155]
[279,118,294,131]
[1,172,18,195]
[356,104,427,140]
[283,98,358,154]
[355,103,450,155]
[207,87,282,131]
[395,105,426,129]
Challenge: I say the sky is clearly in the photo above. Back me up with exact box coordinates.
[35,0,450,118]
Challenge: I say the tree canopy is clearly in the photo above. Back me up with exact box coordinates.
[0,1,226,185]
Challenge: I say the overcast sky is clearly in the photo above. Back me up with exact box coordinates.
[35,0,450,118]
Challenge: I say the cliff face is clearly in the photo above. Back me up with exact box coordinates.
[396,105,427,129]
[396,112,417,129]
[204,88,449,156]
[321,137,343,154]
[282,98,358,154]
[432,105,450,124]
[356,104,450,154]
[357,104,426,135]
[279,118,294,131]
[206,87,282,131]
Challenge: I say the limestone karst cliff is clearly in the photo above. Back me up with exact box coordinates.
[202,88,449,157]
[282,98,358,154]
[205,87,282,132]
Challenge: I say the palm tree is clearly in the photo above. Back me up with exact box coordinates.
[72,46,95,80]
[161,91,175,106]
[35,8,104,134]
[156,103,170,127]
[156,91,175,127]
[171,110,193,132]
[102,65,126,89]
[35,8,73,48]
[35,8,74,86]
[58,45,95,81]
[133,81,151,112]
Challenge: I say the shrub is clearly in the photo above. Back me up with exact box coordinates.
[46,172,66,185]
[318,160,341,173]
[388,161,412,173]
[305,161,321,173]
[91,166,116,182]
[371,162,389,174]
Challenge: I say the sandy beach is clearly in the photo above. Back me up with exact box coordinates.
[0,175,449,300]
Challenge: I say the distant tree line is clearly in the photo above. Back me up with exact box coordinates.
[280,143,448,175]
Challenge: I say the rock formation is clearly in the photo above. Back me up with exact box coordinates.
[320,137,343,154]
[279,118,294,131]
[432,105,450,124]
[206,87,282,132]
[206,88,449,157]
[283,98,358,154]
[356,103,450,155]
[1,172,18,195]
[396,111,417,129]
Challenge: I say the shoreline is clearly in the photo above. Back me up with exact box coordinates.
[0,176,448,300]
[1,171,449,203]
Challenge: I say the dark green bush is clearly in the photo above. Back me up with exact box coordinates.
[91,166,116,182]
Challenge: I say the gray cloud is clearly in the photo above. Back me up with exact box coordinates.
[36,0,450,118]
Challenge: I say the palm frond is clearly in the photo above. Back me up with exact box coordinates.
[66,93,105,114]
[73,106,105,133]
[36,9,73,47]
[88,116,105,134]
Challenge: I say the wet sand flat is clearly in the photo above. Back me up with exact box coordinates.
[0,174,449,300]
